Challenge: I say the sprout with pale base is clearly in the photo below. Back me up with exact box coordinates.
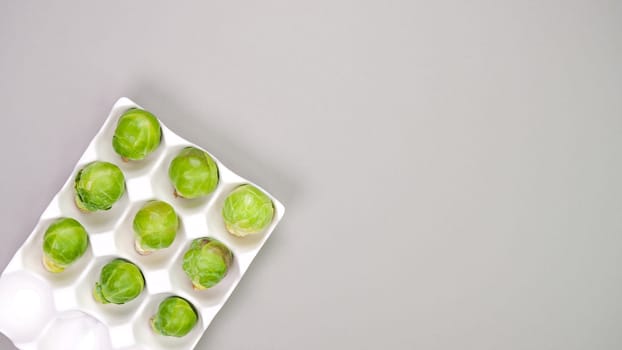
[182,238,233,290]
[133,200,179,255]
[150,296,198,337]
[42,218,89,273]
[222,184,274,237]
[168,147,219,199]
[112,108,162,161]
[94,259,145,305]
[74,161,126,212]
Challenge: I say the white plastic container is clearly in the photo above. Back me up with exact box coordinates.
[0,97,285,350]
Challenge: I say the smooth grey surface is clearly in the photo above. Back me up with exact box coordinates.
[1,1,621,349]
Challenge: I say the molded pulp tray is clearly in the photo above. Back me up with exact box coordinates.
[0,97,285,350]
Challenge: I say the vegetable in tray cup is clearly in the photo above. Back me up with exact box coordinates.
[168,146,219,199]
[0,97,284,350]
[113,108,162,162]
[42,218,89,273]
[223,184,275,237]
[74,161,126,212]
[133,200,179,255]
[151,296,198,338]
[94,258,145,305]
[182,238,233,290]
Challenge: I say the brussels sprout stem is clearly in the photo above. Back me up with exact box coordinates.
[224,222,241,237]
[121,157,129,163]
[42,255,65,273]
[93,283,110,304]
[74,194,92,213]
[192,281,207,291]
[134,239,153,256]
[149,316,157,332]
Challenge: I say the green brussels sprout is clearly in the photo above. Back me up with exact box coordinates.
[112,109,162,161]
[182,238,233,290]
[168,147,219,199]
[74,161,126,212]
[222,184,274,237]
[42,218,89,273]
[94,259,145,305]
[133,200,179,255]
[150,296,198,337]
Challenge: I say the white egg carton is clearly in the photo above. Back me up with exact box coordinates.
[0,97,285,350]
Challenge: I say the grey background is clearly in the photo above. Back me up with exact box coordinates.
[1,0,621,349]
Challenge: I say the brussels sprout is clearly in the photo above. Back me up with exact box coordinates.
[182,238,233,290]
[133,200,179,255]
[94,259,144,305]
[74,161,126,212]
[168,147,219,199]
[112,109,162,161]
[42,218,89,273]
[222,184,274,237]
[150,296,198,337]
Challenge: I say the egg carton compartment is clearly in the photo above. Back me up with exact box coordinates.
[206,180,282,260]
[168,239,242,310]
[93,104,168,180]
[19,218,94,289]
[0,97,285,350]
[150,144,221,215]
[112,199,188,272]
[37,310,113,350]
[74,255,149,327]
